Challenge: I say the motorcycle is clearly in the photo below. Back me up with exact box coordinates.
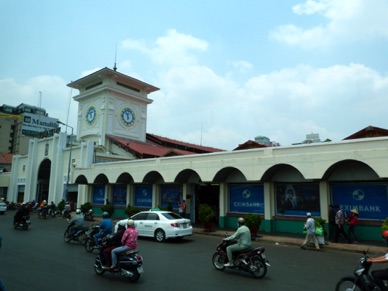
[94,237,144,282]
[62,209,71,219]
[335,250,382,291]
[38,206,48,219]
[212,239,270,279]
[84,209,94,221]
[85,224,104,252]
[64,222,88,244]
[13,215,31,230]
[48,206,58,218]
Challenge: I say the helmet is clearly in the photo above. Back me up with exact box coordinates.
[237,217,245,225]
[127,219,135,227]
[102,212,109,218]
[76,209,81,214]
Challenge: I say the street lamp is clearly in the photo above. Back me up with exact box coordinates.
[57,121,73,201]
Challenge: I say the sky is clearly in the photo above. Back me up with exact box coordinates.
[1,0,388,151]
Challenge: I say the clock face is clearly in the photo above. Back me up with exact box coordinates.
[120,107,136,127]
[85,106,97,125]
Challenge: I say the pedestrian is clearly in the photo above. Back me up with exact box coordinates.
[334,205,350,243]
[300,212,320,251]
[347,209,359,243]
[179,199,186,218]
[328,204,336,241]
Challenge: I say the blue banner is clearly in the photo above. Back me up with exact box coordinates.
[161,185,182,210]
[92,185,105,205]
[276,183,320,216]
[112,185,127,206]
[331,183,388,220]
[134,185,152,208]
[229,184,264,214]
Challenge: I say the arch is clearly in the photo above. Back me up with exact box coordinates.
[261,164,305,182]
[143,171,165,184]
[36,158,52,202]
[322,159,379,181]
[213,167,247,183]
[74,175,89,184]
[116,172,134,184]
[174,169,202,184]
[93,173,109,184]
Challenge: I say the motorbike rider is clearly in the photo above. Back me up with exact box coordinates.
[94,212,113,247]
[38,200,47,218]
[63,201,71,218]
[101,221,127,268]
[14,202,29,225]
[223,217,252,267]
[367,252,388,290]
[68,209,84,235]
[111,219,138,270]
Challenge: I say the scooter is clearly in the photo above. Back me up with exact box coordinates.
[84,209,94,221]
[335,250,380,291]
[94,238,144,282]
[84,224,103,252]
[212,239,270,279]
[64,222,88,244]
[13,215,31,230]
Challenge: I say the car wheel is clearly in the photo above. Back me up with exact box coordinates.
[155,229,166,242]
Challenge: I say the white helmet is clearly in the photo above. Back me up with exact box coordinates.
[76,209,81,214]
[127,219,135,227]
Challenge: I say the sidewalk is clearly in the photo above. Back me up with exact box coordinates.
[192,226,388,255]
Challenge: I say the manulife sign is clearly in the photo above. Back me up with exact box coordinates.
[21,113,59,136]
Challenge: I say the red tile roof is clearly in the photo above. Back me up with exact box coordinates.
[0,153,13,164]
[343,125,388,140]
[106,134,223,159]
[233,140,269,151]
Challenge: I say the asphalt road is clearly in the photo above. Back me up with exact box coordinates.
[0,212,373,291]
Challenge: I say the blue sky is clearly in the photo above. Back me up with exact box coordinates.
[1,0,388,150]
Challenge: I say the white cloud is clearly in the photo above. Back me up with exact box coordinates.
[270,0,388,49]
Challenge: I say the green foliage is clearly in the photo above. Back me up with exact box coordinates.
[381,217,388,231]
[80,202,93,214]
[198,204,215,223]
[58,200,65,212]
[101,204,115,217]
[243,213,262,228]
[124,204,141,217]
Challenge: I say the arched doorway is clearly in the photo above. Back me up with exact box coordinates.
[36,159,51,203]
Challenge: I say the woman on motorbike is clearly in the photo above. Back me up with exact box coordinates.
[111,219,138,270]
[102,221,126,268]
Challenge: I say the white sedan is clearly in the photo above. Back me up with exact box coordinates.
[115,210,192,242]
[0,201,7,214]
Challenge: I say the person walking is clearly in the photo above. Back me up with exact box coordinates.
[179,200,186,218]
[334,205,350,243]
[347,209,359,243]
[300,212,320,251]
[328,204,336,242]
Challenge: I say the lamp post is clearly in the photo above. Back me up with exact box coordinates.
[57,121,73,201]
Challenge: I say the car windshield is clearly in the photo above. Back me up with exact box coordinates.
[161,212,183,220]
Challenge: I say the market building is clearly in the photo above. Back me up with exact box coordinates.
[3,67,388,241]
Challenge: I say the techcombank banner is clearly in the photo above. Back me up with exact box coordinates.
[21,113,59,136]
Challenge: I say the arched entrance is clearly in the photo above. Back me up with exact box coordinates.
[36,159,51,203]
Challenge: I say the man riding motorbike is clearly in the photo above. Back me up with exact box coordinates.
[101,221,127,268]
[68,209,84,235]
[111,219,138,270]
[223,217,252,267]
[94,212,113,247]
[14,203,29,225]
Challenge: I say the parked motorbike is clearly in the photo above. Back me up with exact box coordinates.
[84,209,94,221]
[212,239,270,279]
[13,215,31,230]
[84,224,103,252]
[335,250,382,291]
[64,222,88,244]
[94,238,144,282]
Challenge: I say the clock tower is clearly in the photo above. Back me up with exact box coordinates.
[68,67,159,148]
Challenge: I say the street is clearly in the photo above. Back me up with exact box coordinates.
[0,212,371,290]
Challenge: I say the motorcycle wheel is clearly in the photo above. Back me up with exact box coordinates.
[85,238,95,252]
[335,278,362,291]
[64,230,72,243]
[78,232,87,244]
[155,229,166,242]
[250,256,267,279]
[128,268,141,282]
[212,253,226,270]
[23,224,28,230]
[94,257,105,275]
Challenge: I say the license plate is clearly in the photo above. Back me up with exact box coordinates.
[183,224,187,229]
[137,266,144,273]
